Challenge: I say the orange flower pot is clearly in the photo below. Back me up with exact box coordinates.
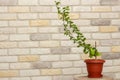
[85,59,105,78]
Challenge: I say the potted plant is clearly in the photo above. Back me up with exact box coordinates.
[55,1,105,78]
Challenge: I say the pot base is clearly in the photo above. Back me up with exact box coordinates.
[88,74,103,78]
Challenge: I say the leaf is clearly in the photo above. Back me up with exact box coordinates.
[90,48,95,56]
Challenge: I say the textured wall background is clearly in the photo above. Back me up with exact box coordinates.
[0,0,120,80]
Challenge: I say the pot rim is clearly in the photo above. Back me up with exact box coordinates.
[84,59,105,63]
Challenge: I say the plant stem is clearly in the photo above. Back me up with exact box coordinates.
[95,41,97,59]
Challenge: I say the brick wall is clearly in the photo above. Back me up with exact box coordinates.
[0,0,120,80]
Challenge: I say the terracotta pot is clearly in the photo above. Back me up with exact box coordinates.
[84,59,105,78]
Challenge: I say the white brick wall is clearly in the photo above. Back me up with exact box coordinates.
[62,68,81,74]
[32,76,52,80]
[18,0,38,5]
[10,63,31,69]
[0,56,18,62]
[61,54,80,60]
[10,77,30,80]
[0,0,120,79]
[52,61,72,68]
[20,69,40,76]
[40,55,60,61]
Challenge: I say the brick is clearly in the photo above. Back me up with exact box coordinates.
[92,33,111,39]
[101,13,119,18]
[18,42,39,48]
[18,0,38,5]
[0,7,7,12]
[10,63,31,69]
[0,70,18,77]
[61,41,75,47]
[20,69,40,76]
[10,77,30,80]
[112,19,120,25]
[115,73,120,79]
[39,13,58,19]
[32,76,52,80]
[51,20,62,26]
[9,6,29,13]
[92,6,111,12]
[9,21,29,27]
[18,13,37,19]
[0,28,16,34]
[104,60,113,66]
[39,0,55,5]
[112,33,120,39]
[0,78,8,80]
[113,59,120,65]
[100,0,119,5]
[0,42,17,48]
[41,69,62,75]
[85,40,100,46]
[112,6,120,11]
[62,68,81,74]
[100,26,118,32]
[51,47,70,54]
[0,0,17,5]
[0,21,8,27]
[0,63,9,69]
[80,13,99,18]
[10,34,29,41]
[97,47,111,53]
[80,26,99,32]
[17,28,37,33]
[52,61,72,68]
[0,35,8,41]
[0,56,17,62]
[52,34,69,40]
[74,20,90,26]
[32,62,51,69]
[112,46,120,52]
[53,76,73,80]
[103,66,120,72]
[40,41,60,47]
[0,49,7,55]
[73,6,91,12]
[39,27,59,33]
[9,48,29,55]
[73,61,86,67]
[40,55,60,61]
[82,68,87,73]
[61,54,80,60]
[0,13,16,20]
[19,55,39,62]
[85,33,92,39]
[30,34,50,41]
[69,13,80,19]
[30,48,50,54]
[81,0,100,5]
[61,0,80,5]
[102,53,120,59]
[31,6,51,12]
[30,20,49,27]
[91,19,111,26]
[71,47,84,53]
[101,40,120,46]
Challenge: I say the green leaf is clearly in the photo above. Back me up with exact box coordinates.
[90,48,95,56]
